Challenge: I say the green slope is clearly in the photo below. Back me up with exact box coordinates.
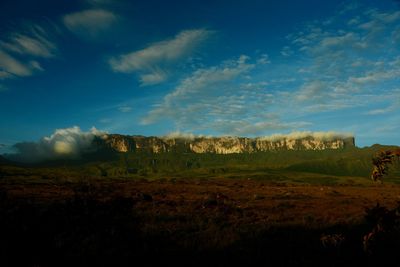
[1,144,399,184]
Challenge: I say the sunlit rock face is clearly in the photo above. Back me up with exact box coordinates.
[97,134,135,152]
[95,134,355,154]
[189,137,255,154]
[254,137,354,151]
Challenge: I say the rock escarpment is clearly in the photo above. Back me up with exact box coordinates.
[94,134,355,154]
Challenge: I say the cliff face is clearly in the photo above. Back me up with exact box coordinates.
[95,134,355,154]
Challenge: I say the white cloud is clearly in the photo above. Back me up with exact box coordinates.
[282,6,400,122]
[348,17,361,25]
[118,106,132,113]
[392,28,400,44]
[366,108,390,115]
[140,54,309,136]
[280,46,294,57]
[0,49,36,78]
[109,29,212,85]
[348,69,399,84]
[259,131,353,142]
[142,55,256,125]
[139,69,168,86]
[8,126,107,163]
[1,32,56,58]
[338,1,360,15]
[296,80,326,102]
[63,9,117,36]
[257,54,270,64]
[372,10,400,23]
[319,32,357,48]
[162,131,198,140]
[0,24,57,83]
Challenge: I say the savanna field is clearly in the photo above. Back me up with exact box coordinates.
[1,148,400,266]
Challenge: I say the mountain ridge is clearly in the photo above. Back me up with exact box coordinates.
[95,134,356,154]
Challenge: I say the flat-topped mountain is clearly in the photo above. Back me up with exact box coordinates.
[94,134,355,154]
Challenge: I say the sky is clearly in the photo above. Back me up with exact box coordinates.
[0,0,400,152]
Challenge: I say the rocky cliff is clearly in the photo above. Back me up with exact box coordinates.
[94,134,355,154]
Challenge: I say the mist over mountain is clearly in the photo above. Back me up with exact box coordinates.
[4,127,356,163]
[5,127,107,163]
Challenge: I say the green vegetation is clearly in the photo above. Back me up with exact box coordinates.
[371,149,400,182]
[1,144,399,185]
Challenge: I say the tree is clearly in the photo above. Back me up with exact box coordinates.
[371,149,400,182]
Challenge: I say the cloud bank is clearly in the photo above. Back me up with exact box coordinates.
[7,126,107,163]
[161,131,353,142]
[259,131,353,142]
[162,131,213,141]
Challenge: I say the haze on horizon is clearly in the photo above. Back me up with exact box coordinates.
[1,0,400,154]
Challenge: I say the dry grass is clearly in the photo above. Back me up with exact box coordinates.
[3,177,400,228]
[2,174,400,266]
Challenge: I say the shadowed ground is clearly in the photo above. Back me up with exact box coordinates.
[2,175,400,266]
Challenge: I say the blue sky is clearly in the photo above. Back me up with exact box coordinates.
[0,0,400,151]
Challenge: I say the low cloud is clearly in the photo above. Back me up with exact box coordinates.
[7,126,107,163]
[259,131,353,142]
[162,131,198,141]
[207,120,312,137]
[109,29,212,85]
[63,9,117,37]
[162,131,353,142]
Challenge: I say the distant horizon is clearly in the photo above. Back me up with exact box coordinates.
[1,127,399,157]
[1,0,399,150]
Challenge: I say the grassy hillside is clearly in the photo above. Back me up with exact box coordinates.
[1,144,399,185]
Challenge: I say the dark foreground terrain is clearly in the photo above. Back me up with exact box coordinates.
[2,172,400,266]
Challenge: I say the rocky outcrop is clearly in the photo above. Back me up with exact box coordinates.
[95,134,355,154]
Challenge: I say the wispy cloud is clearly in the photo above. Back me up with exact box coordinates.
[280,46,294,57]
[283,5,400,113]
[142,55,255,125]
[118,106,132,113]
[109,29,213,86]
[141,54,306,136]
[296,80,326,102]
[63,9,118,37]
[0,26,56,58]
[366,108,392,115]
[0,24,57,82]
[0,49,41,78]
